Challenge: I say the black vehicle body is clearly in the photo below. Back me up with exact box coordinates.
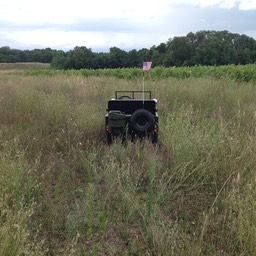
[105,91,158,144]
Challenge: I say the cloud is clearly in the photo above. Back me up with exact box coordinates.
[0,28,169,52]
[0,0,172,25]
[193,0,238,9]
[239,0,256,10]
[0,0,255,51]
[192,0,256,9]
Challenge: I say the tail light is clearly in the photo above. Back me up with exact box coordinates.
[153,123,158,132]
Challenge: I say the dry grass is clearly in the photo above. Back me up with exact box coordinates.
[0,72,256,255]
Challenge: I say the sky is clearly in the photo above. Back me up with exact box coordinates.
[0,0,256,52]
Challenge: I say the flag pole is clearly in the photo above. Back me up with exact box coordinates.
[142,61,152,107]
[142,70,145,106]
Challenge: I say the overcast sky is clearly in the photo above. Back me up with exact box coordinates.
[0,0,255,52]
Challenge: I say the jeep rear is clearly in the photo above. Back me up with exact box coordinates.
[105,90,158,144]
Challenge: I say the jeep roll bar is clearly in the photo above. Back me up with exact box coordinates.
[115,90,152,100]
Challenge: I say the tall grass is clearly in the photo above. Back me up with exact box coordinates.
[0,73,255,255]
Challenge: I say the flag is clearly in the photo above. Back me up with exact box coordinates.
[143,61,152,71]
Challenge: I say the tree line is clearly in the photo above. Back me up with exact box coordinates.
[1,30,256,69]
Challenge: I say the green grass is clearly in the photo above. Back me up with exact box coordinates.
[0,62,50,70]
[0,72,255,255]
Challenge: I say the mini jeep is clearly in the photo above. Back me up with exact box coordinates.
[105,90,158,144]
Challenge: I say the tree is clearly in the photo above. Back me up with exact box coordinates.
[64,46,94,69]
[232,34,256,64]
[165,36,193,66]
[108,47,128,68]
[0,46,24,62]
[127,49,140,67]
[50,50,66,69]
[2,30,256,68]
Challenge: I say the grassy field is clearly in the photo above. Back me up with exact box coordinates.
[0,67,256,255]
[0,62,50,70]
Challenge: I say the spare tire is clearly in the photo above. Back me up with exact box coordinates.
[118,95,131,99]
[130,109,154,133]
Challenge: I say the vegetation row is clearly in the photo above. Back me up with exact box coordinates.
[19,63,256,83]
